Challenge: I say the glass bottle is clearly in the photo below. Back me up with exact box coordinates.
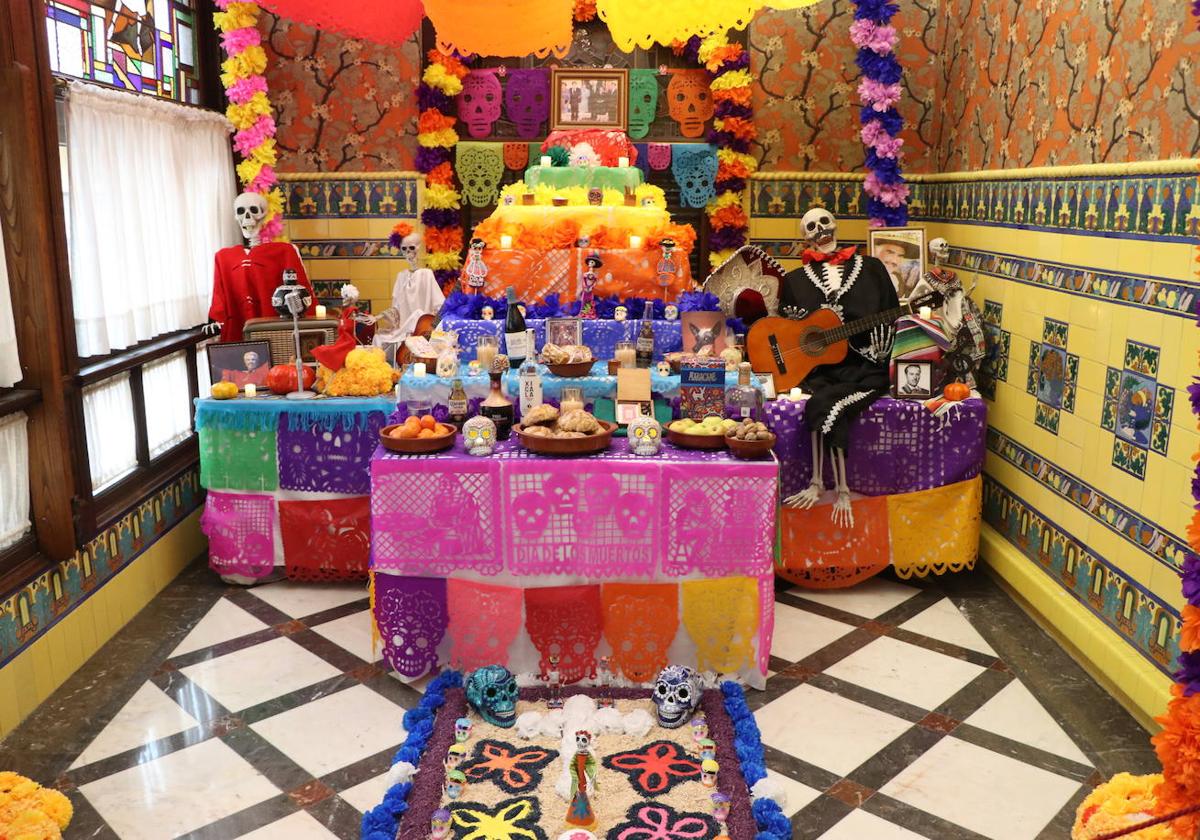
[635,301,655,367]
[503,286,528,368]
[518,329,543,417]
[480,372,514,440]
[727,362,762,421]
[447,378,470,430]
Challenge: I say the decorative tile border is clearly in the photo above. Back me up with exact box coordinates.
[986,427,1190,573]
[983,476,1180,677]
[0,468,204,667]
[750,179,867,219]
[294,240,404,259]
[282,175,421,218]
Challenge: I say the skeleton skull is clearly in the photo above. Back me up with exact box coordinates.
[700,758,718,788]
[400,231,423,267]
[698,739,717,762]
[463,416,497,456]
[671,147,718,209]
[667,70,714,138]
[431,809,452,840]
[445,770,466,800]
[627,417,662,456]
[664,304,679,321]
[656,361,672,376]
[616,491,651,532]
[613,305,628,322]
[711,792,730,823]
[445,744,467,769]
[929,237,950,265]
[504,69,550,139]
[651,665,701,728]
[481,306,495,321]
[465,664,520,727]
[459,147,505,208]
[455,717,472,743]
[234,192,268,245]
[801,208,838,252]
[575,730,592,752]
[545,473,579,513]
[512,491,550,538]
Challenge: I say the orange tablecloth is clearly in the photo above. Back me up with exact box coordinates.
[471,247,693,303]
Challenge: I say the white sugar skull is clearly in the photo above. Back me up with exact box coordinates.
[445,770,466,800]
[801,207,838,252]
[628,416,662,456]
[664,304,679,321]
[569,142,600,167]
[929,236,950,265]
[614,305,628,322]
[545,473,579,513]
[656,361,672,377]
[463,416,497,456]
[437,350,459,378]
[400,231,423,267]
[481,305,495,320]
[575,730,592,752]
[234,191,268,246]
[512,491,550,538]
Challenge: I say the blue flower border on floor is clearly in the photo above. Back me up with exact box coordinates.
[723,680,793,840]
[361,669,463,840]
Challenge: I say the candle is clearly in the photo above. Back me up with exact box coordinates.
[499,234,513,249]
[244,383,256,398]
[918,305,933,320]
[315,304,327,319]
[561,386,584,414]
[788,387,804,402]
[476,337,499,372]
[540,155,551,167]
[629,235,642,249]
[413,362,427,378]
[614,341,636,369]
[618,156,629,168]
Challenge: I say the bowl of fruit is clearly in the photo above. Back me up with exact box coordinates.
[666,416,736,449]
[380,414,456,453]
[724,419,775,459]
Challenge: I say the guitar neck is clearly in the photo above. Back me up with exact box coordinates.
[822,302,915,344]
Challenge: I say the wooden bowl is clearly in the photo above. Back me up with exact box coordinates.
[514,420,617,455]
[545,360,594,378]
[725,432,776,460]
[666,426,728,450]
[379,423,456,453]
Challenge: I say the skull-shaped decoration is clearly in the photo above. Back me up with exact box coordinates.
[465,664,520,727]
[459,146,505,208]
[628,416,662,456]
[504,68,550,138]
[656,361,672,377]
[458,70,503,138]
[399,231,423,267]
[270,269,313,317]
[667,70,714,138]
[431,809,452,840]
[569,142,600,168]
[545,473,579,513]
[512,491,550,538]
[700,758,719,788]
[481,305,495,321]
[711,792,731,824]
[445,743,467,769]
[691,714,709,743]
[929,236,950,265]
[463,416,497,456]
[801,207,838,253]
[613,305,628,322]
[445,769,467,800]
[671,146,718,208]
[436,349,459,379]
[616,491,651,533]
[628,69,660,140]
[652,665,701,728]
[664,304,679,321]
[455,717,472,743]
[575,730,592,753]
[234,191,268,245]
[698,739,717,762]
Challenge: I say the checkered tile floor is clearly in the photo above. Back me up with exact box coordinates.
[2,570,1153,840]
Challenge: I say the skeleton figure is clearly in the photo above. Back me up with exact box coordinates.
[596,655,615,708]
[578,253,606,320]
[234,191,268,246]
[565,730,598,828]
[656,238,679,291]
[464,238,489,293]
[372,230,443,350]
[781,209,899,528]
[544,653,564,710]
[907,236,987,383]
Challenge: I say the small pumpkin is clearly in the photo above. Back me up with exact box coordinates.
[267,363,316,395]
[943,381,971,401]
[211,381,238,400]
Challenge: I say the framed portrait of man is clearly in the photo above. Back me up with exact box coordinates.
[207,341,272,392]
[893,359,934,399]
[551,68,628,131]
[869,227,927,300]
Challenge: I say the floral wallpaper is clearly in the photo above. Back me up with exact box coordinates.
[259,11,421,171]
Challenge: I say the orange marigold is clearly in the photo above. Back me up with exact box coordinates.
[1152,683,1200,795]
[709,205,748,230]
[418,109,457,135]
[427,49,468,79]
[705,44,744,73]
[718,116,757,141]
[717,160,751,181]
[573,0,597,21]
[1151,776,1200,837]
[712,85,752,106]
[1183,605,1200,652]
[425,226,463,254]
[426,162,456,187]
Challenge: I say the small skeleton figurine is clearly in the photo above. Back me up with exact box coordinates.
[700,758,719,788]
[597,655,615,708]
[656,237,679,291]
[579,253,604,320]
[566,730,598,828]
[464,237,489,293]
[445,742,468,770]
[691,714,709,749]
[544,653,564,709]
[909,236,986,382]
[455,717,472,743]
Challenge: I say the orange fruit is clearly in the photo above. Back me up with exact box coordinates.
[419,414,437,430]
[418,428,436,438]
[403,416,421,428]
[396,425,419,439]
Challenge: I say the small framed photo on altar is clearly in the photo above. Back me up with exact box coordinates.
[893,359,934,399]
[207,340,272,392]
[551,68,628,131]
[869,226,927,299]
[546,317,583,347]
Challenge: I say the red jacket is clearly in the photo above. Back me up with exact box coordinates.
[209,242,315,342]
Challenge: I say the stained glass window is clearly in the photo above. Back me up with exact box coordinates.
[45,0,200,104]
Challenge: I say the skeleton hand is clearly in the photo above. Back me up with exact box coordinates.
[855,325,894,363]
[832,490,855,528]
[202,321,222,336]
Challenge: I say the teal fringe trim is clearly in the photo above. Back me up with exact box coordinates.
[194,397,393,433]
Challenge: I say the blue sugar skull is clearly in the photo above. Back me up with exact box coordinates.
[466,664,519,727]
[652,665,701,728]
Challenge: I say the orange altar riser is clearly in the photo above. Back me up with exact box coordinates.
[467,247,694,303]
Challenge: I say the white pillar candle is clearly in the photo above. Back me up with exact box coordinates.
[628,235,642,249]
[788,387,804,401]
[918,305,933,319]
[413,362,427,377]
[314,304,327,319]
[540,155,551,167]
[244,383,256,398]
[618,156,629,168]
[499,234,513,249]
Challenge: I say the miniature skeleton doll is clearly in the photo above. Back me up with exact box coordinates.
[372,229,443,349]
[464,238,489,293]
[445,742,468,770]
[431,808,452,840]
[691,714,709,746]
[908,236,986,382]
[445,769,467,800]
[463,416,497,456]
[566,730,598,828]
[711,792,731,826]
[780,209,899,528]
[656,238,679,291]
[597,655,615,708]
[545,653,565,709]
[455,717,473,743]
[700,758,719,788]
[579,254,603,320]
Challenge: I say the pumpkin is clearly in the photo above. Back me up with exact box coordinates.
[943,382,971,401]
[211,381,238,400]
[267,363,315,395]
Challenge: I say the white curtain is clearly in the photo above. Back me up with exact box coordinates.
[0,222,21,387]
[0,412,30,549]
[83,372,138,490]
[65,81,241,357]
[141,350,193,456]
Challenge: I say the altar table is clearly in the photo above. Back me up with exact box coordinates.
[442,315,686,363]
[370,438,778,688]
[195,396,392,581]
[766,397,986,589]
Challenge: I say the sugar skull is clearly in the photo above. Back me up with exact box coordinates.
[628,416,662,456]
[512,491,550,539]
[656,361,672,377]
[691,714,709,743]
[667,70,714,138]
[613,305,628,322]
[700,758,719,788]
[445,769,466,800]
[575,730,592,753]
[445,743,468,769]
[652,665,701,728]
[664,304,679,321]
[672,146,718,208]
[711,792,731,824]
[569,142,600,168]
[628,69,660,140]
[463,416,497,456]
[466,664,520,727]
[468,360,483,375]
[459,146,505,208]
[436,349,459,378]
[587,187,603,206]
[504,68,550,138]
[431,808,452,840]
[698,738,717,762]
[458,70,502,138]
[481,305,495,320]
[455,717,472,743]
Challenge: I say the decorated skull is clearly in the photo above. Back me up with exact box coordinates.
[431,808,452,840]
[801,207,838,252]
[512,491,550,538]
[445,769,466,800]
[613,305,628,322]
[234,191,268,245]
[671,146,718,208]
[459,146,505,208]
[458,70,503,138]
[465,664,520,727]
[652,665,701,728]
[455,717,472,743]
[504,68,550,139]
[384,591,443,677]
[574,730,592,752]
[700,758,719,787]
[711,792,731,823]
[627,416,662,456]
[691,714,709,743]
[664,304,679,321]
[929,236,950,265]
[445,743,467,769]
[569,142,600,168]
[698,739,717,762]
[463,416,497,456]
[628,69,660,140]
[399,231,423,266]
[436,350,459,378]
[667,70,714,138]
[656,361,672,376]
[481,305,495,320]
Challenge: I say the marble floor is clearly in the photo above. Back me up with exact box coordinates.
[0,562,1158,840]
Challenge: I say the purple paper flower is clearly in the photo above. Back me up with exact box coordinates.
[1183,552,1200,605]
[415,146,451,173]
[1175,649,1200,694]
[858,79,903,110]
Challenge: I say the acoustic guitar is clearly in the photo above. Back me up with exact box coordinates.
[746,290,943,393]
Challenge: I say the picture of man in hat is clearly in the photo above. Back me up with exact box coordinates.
[871,232,923,298]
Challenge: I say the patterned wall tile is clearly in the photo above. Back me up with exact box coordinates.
[295,240,402,260]
[283,175,421,218]
[1025,319,1079,435]
[978,300,1010,402]
[1100,340,1174,480]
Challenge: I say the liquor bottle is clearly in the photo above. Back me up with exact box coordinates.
[447,378,470,430]
[503,286,528,369]
[480,372,514,440]
[635,301,655,368]
[518,329,543,417]
[727,362,762,421]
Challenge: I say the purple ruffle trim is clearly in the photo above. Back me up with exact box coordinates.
[415,145,452,173]
[397,689,467,840]
[716,177,747,195]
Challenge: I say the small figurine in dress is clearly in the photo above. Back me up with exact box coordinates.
[445,742,468,770]
[579,253,603,320]
[545,654,565,710]
[431,808,452,840]
[656,238,679,291]
[711,793,731,827]
[597,655,615,709]
[566,730,598,828]
[700,758,719,788]
[455,717,473,743]
[464,238,489,293]
[446,769,467,800]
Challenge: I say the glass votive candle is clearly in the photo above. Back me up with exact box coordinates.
[614,341,636,369]
[561,386,584,414]
[476,335,499,371]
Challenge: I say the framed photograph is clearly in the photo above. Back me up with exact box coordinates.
[893,359,934,399]
[680,311,727,356]
[207,341,272,392]
[545,317,583,347]
[551,68,628,131]
[869,226,927,300]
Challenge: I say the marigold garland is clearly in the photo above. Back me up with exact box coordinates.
[418,49,472,290]
[213,0,284,242]
[0,772,73,840]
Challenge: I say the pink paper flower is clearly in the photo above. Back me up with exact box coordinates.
[258,215,284,242]
[248,166,277,194]
[220,25,261,54]
[227,75,269,104]
[864,173,911,207]
[858,79,902,110]
[234,115,277,155]
[871,135,904,159]
[849,20,897,54]
[860,120,887,146]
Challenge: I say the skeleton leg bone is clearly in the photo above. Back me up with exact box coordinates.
[784,431,825,508]
[830,447,854,528]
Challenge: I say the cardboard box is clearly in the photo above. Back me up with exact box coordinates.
[679,356,726,421]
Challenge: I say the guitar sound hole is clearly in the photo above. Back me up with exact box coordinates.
[801,329,826,355]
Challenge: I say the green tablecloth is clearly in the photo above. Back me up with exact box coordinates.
[524,164,643,191]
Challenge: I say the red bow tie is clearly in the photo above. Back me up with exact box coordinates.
[802,245,857,265]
